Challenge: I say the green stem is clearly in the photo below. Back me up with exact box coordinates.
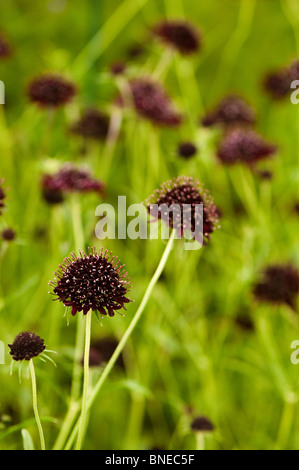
[52,195,85,450]
[196,433,205,451]
[257,312,293,398]
[65,230,176,449]
[276,400,295,450]
[209,0,256,98]
[29,359,46,450]
[71,194,85,251]
[75,309,92,450]
[153,48,174,80]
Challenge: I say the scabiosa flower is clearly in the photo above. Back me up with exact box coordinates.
[120,78,182,127]
[288,59,299,81]
[8,332,46,361]
[153,20,201,55]
[49,247,132,317]
[85,337,125,369]
[177,142,197,159]
[256,169,273,180]
[217,129,276,166]
[293,201,299,215]
[42,187,65,205]
[0,34,12,59]
[1,228,16,242]
[70,109,110,141]
[191,415,214,433]
[253,264,299,311]
[127,43,145,60]
[109,61,126,76]
[27,73,76,108]
[263,59,299,100]
[146,176,219,244]
[263,70,291,100]
[41,163,105,197]
[201,95,256,128]
[0,183,6,215]
[235,313,255,332]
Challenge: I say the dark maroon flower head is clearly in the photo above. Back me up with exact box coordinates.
[177,142,197,159]
[50,248,132,317]
[153,20,201,55]
[127,43,145,60]
[235,313,255,332]
[253,264,299,311]
[217,129,276,166]
[0,183,6,215]
[263,70,291,100]
[263,59,299,101]
[191,415,214,433]
[27,74,76,108]
[293,202,299,215]
[85,337,125,368]
[0,34,12,59]
[8,332,46,361]
[256,169,273,180]
[146,176,219,244]
[202,95,256,128]
[70,109,110,141]
[1,228,16,242]
[42,164,105,197]
[121,78,182,127]
[288,59,299,81]
[42,187,65,205]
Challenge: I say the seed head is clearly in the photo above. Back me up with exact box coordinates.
[42,163,105,196]
[202,95,256,128]
[177,142,197,159]
[1,228,16,242]
[8,332,46,361]
[0,34,12,59]
[0,183,6,215]
[109,61,126,76]
[50,248,132,317]
[27,74,76,108]
[153,20,201,55]
[70,109,110,141]
[85,337,125,368]
[120,78,182,127]
[190,415,214,433]
[263,59,299,100]
[253,264,299,311]
[146,176,219,244]
[217,129,276,166]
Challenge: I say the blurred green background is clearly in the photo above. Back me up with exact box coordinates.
[1,0,299,450]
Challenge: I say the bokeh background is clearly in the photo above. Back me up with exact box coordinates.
[1,0,299,450]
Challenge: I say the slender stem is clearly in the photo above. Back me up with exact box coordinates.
[75,309,92,450]
[276,400,295,450]
[257,312,292,398]
[196,433,205,451]
[153,48,174,80]
[29,359,46,450]
[52,195,85,450]
[65,230,176,449]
